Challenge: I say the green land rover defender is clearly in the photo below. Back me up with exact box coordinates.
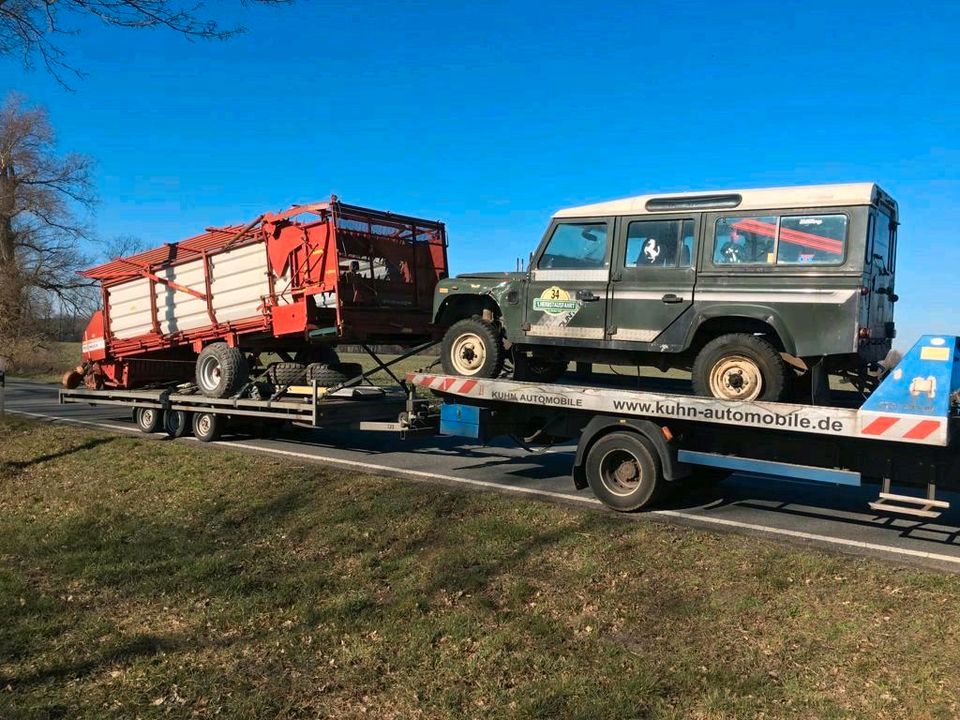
[432,183,898,402]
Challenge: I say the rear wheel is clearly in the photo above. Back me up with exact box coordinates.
[135,407,162,434]
[440,318,504,378]
[692,333,786,401]
[585,431,663,512]
[196,342,248,398]
[192,412,223,442]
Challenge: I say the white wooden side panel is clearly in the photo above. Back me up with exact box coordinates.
[106,243,271,339]
[209,243,272,322]
[108,278,155,339]
[156,258,208,334]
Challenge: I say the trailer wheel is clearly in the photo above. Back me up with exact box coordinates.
[440,318,504,378]
[196,342,249,398]
[307,362,363,386]
[192,412,223,442]
[692,333,786,402]
[266,362,308,388]
[585,431,662,512]
[135,407,162,434]
[162,410,191,438]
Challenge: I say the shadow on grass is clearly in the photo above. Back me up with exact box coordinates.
[0,436,117,474]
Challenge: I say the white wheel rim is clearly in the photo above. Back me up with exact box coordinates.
[198,355,222,391]
[450,332,487,375]
[197,415,212,435]
[709,355,763,400]
[598,449,643,497]
[141,409,155,426]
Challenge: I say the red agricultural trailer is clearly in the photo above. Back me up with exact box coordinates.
[71,198,448,396]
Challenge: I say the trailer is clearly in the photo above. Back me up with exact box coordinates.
[70,198,448,394]
[59,335,960,519]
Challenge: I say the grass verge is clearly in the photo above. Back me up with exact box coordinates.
[2,417,960,718]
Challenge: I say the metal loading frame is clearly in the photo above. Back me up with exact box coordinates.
[407,334,960,449]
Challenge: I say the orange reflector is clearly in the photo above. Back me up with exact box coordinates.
[661,425,673,442]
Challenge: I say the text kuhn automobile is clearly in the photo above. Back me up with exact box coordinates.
[68,198,448,397]
[433,183,898,402]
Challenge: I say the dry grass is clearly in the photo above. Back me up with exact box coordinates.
[2,417,960,718]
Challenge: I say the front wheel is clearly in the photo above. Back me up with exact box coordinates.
[440,318,505,378]
[691,333,787,401]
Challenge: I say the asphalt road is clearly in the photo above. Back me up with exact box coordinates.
[5,378,960,573]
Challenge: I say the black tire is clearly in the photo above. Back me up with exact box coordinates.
[196,342,248,398]
[192,412,223,442]
[514,356,567,383]
[440,318,504,378]
[307,362,363,386]
[584,431,663,512]
[135,407,162,433]
[691,333,786,402]
[162,410,191,439]
[266,362,307,387]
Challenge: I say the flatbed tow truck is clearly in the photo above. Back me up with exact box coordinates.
[57,336,960,519]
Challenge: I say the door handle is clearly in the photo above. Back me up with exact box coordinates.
[576,290,601,302]
[661,293,683,304]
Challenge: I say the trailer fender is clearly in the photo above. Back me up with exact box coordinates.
[572,416,690,490]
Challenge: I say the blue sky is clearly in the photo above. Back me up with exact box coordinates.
[6,0,959,347]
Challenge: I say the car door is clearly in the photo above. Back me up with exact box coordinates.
[523,217,612,345]
[607,215,698,345]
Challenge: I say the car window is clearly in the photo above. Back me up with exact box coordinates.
[777,214,847,265]
[625,219,694,268]
[714,216,778,265]
[538,222,608,270]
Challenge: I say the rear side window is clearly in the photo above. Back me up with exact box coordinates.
[777,215,847,264]
[538,222,608,270]
[713,213,847,267]
[625,219,695,268]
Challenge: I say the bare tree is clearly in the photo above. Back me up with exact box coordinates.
[0,92,95,348]
[0,0,291,85]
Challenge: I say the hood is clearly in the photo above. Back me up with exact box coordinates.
[454,271,525,280]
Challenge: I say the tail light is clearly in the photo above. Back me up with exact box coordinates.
[859,286,871,296]
[858,327,872,339]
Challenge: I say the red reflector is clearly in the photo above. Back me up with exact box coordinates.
[860,286,871,296]
[858,327,871,338]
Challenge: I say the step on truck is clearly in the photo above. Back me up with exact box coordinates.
[56,334,960,520]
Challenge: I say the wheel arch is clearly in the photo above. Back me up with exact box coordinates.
[434,294,503,327]
[572,416,689,490]
[687,306,796,355]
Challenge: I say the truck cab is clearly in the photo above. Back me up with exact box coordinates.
[433,183,898,402]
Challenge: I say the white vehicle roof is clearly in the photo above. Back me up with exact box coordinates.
[553,182,896,218]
